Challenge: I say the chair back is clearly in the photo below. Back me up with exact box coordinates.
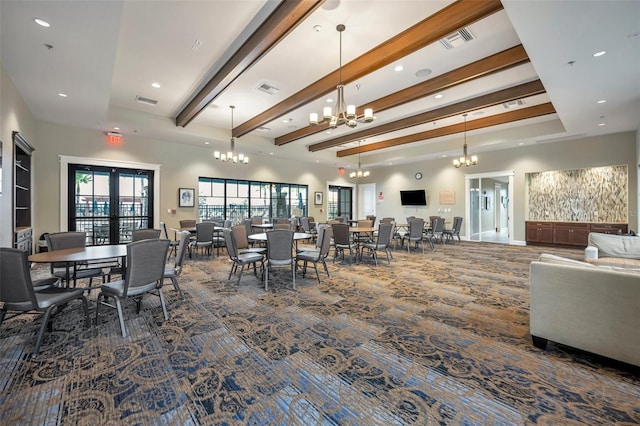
[453,216,463,232]
[124,239,170,296]
[223,228,238,260]
[195,222,215,242]
[318,226,333,257]
[327,220,341,226]
[243,219,254,236]
[273,223,291,230]
[332,223,351,245]
[223,219,232,229]
[433,217,446,234]
[316,224,329,249]
[232,225,250,250]
[251,216,264,225]
[300,217,311,233]
[380,217,395,224]
[366,215,376,226]
[160,221,170,239]
[408,219,425,238]
[0,248,38,311]
[174,231,190,269]
[131,228,161,242]
[45,231,87,268]
[266,230,294,262]
[179,219,196,228]
[377,223,394,246]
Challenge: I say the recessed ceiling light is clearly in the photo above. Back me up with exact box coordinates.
[313,25,322,32]
[316,160,320,163]
[326,130,332,134]
[388,162,393,165]
[204,141,210,145]
[519,142,525,146]
[151,82,161,88]
[282,119,289,123]
[441,155,447,158]
[326,98,333,103]
[394,65,404,72]
[58,92,68,98]
[597,99,607,104]
[434,94,444,99]
[598,122,606,127]
[269,152,274,155]
[113,126,120,130]
[34,18,50,27]
[593,50,606,57]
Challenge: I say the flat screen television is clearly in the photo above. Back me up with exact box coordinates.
[400,189,427,206]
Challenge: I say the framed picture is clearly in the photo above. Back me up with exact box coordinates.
[179,188,195,207]
[314,191,323,205]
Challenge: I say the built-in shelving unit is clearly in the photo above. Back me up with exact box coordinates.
[13,131,34,253]
[526,221,628,247]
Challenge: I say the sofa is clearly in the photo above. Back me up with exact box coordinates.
[529,253,640,367]
[584,231,640,267]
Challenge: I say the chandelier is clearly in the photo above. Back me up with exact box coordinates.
[309,24,374,129]
[214,105,248,164]
[350,141,370,179]
[453,114,477,168]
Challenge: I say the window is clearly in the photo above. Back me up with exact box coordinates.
[198,177,308,224]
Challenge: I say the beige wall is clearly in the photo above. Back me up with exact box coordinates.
[369,132,638,242]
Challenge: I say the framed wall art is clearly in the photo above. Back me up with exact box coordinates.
[314,191,323,205]
[179,188,195,207]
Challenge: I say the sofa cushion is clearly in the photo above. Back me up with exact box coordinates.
[587,232,640,259]
[585,256,640,269]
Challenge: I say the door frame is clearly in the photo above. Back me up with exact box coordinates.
[464,170,515,244]
[59,155,160,231]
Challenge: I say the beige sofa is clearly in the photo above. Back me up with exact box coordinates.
[585,232,640,267]
[529,253,640,367]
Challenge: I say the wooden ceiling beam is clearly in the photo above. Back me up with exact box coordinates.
[175,0,325,128]
[336,103,557,157]
[234,0,504,138]
[308,79,546,152]
[275,44,529,145]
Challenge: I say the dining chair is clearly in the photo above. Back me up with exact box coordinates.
[179,219,196,228]
[232,225,266,255]
[443,216,463,244]
[190,222,215,258]
[332,223,358,263]
[95,239,170,337]
[45,231,104,287]
[296,225,332,283]
[360,223,394,266]
[162,230,190,299]
[223,228,265,287]
[0,248,90,358]
[402,219,426,253]
[131,228,161,241]
[264,229,295,291]
[299,217,317,242]
[160,221,180,258]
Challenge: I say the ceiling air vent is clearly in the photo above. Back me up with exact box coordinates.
[439,27,475,50]
[256,81,280,95]
[135,95,158,106]
[502,99,526,109]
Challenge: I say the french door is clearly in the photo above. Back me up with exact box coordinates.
[68,164,154,245]
[327,185,353,220]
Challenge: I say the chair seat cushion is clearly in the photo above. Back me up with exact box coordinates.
[35,287,85,309]
[237,253,264,263]
[268,259,292,266]
[33,277,60,292]
[297,251,320,261]
[163,265,177,277]
[239,247,266,255]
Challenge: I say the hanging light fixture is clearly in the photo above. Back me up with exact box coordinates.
[453,113,478,168]
[309,24,374,129]
[214,105,248,164]
[350,140,370,179]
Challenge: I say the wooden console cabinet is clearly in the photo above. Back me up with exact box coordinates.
[526,221,628,247]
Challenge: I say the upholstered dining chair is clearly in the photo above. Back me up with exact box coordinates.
[264,229,295,291]
[131,228,161,241]
[232,225,266,255]
[360,223,394,266]
[160,221,180,258]
[223,228,265,287]
[332,223,358,263]
[402,219,426,253]
[45,231,104,287]
[190,222,215,258]
[0,247,90,358]
[443,216,463,244]
[162,230,190,299]
[179,219,196,228]
[295,225,332,283]
[95,238,170,338]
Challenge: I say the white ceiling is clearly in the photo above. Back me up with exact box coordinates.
[1,0,638,171]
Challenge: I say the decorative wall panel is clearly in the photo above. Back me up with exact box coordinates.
[527,165,627,222]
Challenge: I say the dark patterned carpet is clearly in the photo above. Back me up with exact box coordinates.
[1,241,638,425]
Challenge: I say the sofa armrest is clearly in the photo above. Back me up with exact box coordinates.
[530,261,640,366]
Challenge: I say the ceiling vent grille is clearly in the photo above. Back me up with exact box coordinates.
[135,95,158,106]
[256,81,280,95]
[440,27,474,50]
[502,99,526,109]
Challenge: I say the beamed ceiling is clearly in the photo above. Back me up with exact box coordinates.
[1,0,638,170]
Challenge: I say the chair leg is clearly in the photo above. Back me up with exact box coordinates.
[171,277,183,300]
[313,262,321,282]
[114,296,127,338]
[80,295,90,329]
[158,288,169,321]
[292,261,296,290]
[33,306,56,358]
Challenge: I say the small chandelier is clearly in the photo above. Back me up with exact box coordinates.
[309,24,374,129]
[350,140,370,179]
[214,105,248,164]
[453,113,477,168]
